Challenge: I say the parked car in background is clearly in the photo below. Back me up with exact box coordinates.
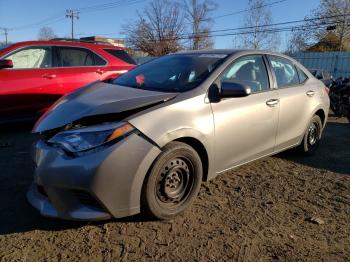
[28,50,329,221]
[329,76,350,117]
[0,39,136,122]
[308,68,333,88]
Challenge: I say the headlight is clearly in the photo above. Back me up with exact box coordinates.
[48,122,134,154]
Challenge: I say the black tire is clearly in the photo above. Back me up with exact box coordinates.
[141,141,203,220]
[299,115,323,155]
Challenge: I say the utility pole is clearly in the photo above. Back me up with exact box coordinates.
[65,10,79,40]
[0,27,8,44]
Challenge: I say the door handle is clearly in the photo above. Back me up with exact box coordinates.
[95,69,105,75]
[306,90,315,97]
[42,74,56,79]
[266,99,279,107]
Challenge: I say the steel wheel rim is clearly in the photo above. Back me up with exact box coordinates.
[155,157,194,207]
[308,122,318,146]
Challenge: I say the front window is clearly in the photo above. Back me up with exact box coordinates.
[4,46,52,69]
[112,54,227,92]
[221,55,270,93]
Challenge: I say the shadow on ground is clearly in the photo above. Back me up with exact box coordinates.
[277,121,350,175]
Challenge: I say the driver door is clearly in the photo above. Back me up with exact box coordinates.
[0,45,58,118]
[211,55,280,173]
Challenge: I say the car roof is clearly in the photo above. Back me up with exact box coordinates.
[175,49,245,55]
[3,40,123,50]
[174,49,295,58]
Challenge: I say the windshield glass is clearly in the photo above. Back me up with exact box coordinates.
[112,53,227,92]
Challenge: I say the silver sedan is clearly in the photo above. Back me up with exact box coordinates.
[28,50,330,220]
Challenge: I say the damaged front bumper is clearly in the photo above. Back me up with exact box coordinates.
[27,133,161,221]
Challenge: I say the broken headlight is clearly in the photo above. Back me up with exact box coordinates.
[48,122,134,154]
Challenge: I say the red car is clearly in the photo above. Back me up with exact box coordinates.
[0,39,136,122]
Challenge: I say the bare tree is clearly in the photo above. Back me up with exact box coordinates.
[123,0,185,56]
[311,0,350,51]
[234,0,280,50]
[37,27,57,40]
[288,0,350,52]
[286,29,310,53]
[183,0,217,50]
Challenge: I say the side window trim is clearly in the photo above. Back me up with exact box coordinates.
[1,44,108,69]
[52,46,60,68]
[262,54,275,90]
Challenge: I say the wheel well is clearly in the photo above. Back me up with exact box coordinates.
[174,137,209,182]
[315,109,326,126]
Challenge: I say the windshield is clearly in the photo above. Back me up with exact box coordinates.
[112,53,227,92]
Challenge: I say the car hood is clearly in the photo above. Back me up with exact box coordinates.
[33,81,178,133]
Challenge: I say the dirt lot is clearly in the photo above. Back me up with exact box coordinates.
[0,116,349,261]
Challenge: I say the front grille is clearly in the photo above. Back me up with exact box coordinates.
[71,190,102,209]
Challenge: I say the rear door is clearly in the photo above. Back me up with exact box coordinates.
[211,54,279,172]
[267,55,312,151]
[54,46,108,94]
[0,45,58,118]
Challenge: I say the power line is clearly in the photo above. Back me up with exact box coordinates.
[77,0,144,14]
[3,0,348,44]
[188,14,347,36]
[6,0,146,32]
[210,0,287,21]
[79,13,350,41]
[0,0,284,36]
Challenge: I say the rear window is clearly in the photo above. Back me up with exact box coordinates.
[104,49,136,65]
[268,56,299,88]
[58,46,107,67]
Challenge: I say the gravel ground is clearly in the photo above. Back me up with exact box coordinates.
[0,116,349,261]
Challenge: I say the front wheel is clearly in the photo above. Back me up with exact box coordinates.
[299,115,323,155]
[141,141,203,220]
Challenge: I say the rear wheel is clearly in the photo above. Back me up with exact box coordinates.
[141,141,202,220]
[299,115,322,155]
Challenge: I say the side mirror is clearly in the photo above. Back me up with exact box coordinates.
[316,75,323,80]
[0,59,13,69]
[220,81,252,98]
